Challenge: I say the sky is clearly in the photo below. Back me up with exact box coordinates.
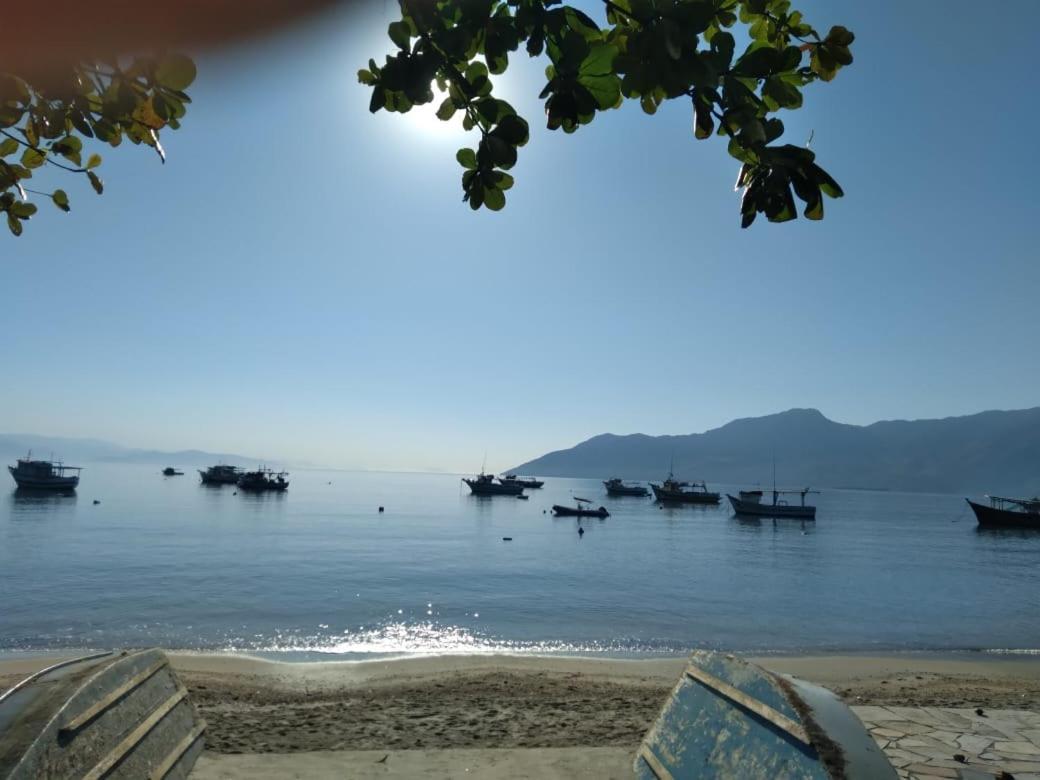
[1,1,1038,472]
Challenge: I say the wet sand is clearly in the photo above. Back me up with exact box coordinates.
[3,652,1039,756]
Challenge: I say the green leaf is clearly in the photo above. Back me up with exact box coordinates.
[10,201,36,218]
[0,138,17,156]
[436,99,457,121]
[7,213,22,236]
[87,170,104,194]
[388,21,411,51]
[456,148,477,169]
[20,148,45,169]
[155,54,197,91]
[52,189,70,212]
[483,187,505,211]
[86,153,102,169]
[578,43,621,111]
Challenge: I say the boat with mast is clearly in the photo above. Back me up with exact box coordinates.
[966,495,1040,529]
[463,472,524,496]
[604,478,650,497]
[7,453,82,490]
[727,488,818,519]
[650,472,720,504]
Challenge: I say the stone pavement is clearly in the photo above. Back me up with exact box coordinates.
[854,706,1040,779]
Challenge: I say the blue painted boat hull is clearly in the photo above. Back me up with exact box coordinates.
[635,650,895,779]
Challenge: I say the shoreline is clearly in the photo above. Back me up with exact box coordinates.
[4,650,1040,763]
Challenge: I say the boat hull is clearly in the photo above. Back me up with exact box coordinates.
[7,467,79,490]
[635,650,895,780]
[651,484,720,504]
[0,649,205,780]
[464,479,523,496]
[967,499,1040,529]
[199,472,239,485]
[728,494,816,519]
[552,504,609,518]
[604,482,649,497]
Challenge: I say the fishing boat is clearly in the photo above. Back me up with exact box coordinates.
[0,649,206,779]
[498,474,544,489]
[463,472,523,496]
[728,488,818,519]
[552,498,609,518]
[7,453,81,490]
[237,467,289,492]
[162,467,184,476]
[198,464,242,485]
[604,477,650,497]
[636,650,895,779]
[966,495,1040,529]
[650,474,720,504]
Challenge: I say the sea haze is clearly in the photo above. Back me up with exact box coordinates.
[1,463,1038,660]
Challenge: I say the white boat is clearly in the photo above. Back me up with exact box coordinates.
[8,453,81,490]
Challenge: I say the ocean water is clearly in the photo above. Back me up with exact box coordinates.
[1,463,1038,660]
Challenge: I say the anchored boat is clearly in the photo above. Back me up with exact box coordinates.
[604,478,650,497]
[198,464,242,485]
[552,498,609,518]
[967,495,1040,529]
[161,467,183,477]
[650,474,720,504]
[237,467,289,492]
[463,472,524,496]
[498,474,544,489]
[728,488,819,519]
[636,650,895,779]
[7,453,81,490]
[0,649,205,780]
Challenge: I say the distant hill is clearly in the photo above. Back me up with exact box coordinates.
[0,434,263,467]
[510,408,1040,495]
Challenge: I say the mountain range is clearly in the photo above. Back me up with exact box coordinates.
[510,407,1040,495]
[0,433,263,468]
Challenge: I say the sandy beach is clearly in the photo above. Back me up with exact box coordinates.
[3,651,1039,758]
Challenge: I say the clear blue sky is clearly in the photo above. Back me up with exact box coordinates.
[2,1,1037,472]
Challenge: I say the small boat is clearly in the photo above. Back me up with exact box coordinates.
[650,474,720,504]
[198,464,242,485]
[162,467,184,476]
[7,453,81,490]
[552,498,609,518]
[636,650,895,779]
[728,488,818,519]
[967,495,1040,529]
[0,649,206,779]
[463,472,524,496]
[498,474,544,489]
[237,467,289,492]
[604,477,650,497]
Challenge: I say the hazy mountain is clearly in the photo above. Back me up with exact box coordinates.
[0,434,261,467]
[510,408,1040,495]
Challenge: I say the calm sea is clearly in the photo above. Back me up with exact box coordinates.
[1,463,1038,660]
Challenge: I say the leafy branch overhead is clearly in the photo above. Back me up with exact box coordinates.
[0,54,196,236]
[360,0,853,225]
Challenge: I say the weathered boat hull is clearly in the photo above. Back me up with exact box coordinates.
[635,650,895,780]
[0,649,205,780]
[464,479,523,496]
[552,504,609,518]
[967,499,1040,529]
[727,494,817,519]
[651,485,720,504]
[7,467,79,490]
